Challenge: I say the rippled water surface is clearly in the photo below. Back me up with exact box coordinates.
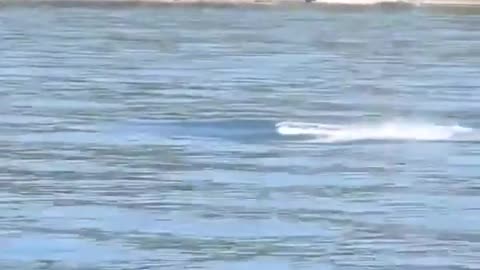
[1,4,480,269]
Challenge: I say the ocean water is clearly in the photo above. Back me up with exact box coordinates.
[1,3,480,270]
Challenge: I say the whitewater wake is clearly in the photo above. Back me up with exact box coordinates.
[276,120,476,143]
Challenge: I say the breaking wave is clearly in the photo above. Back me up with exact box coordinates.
[276,120,475,143]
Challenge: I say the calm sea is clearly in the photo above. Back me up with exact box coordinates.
[1,4,480,269]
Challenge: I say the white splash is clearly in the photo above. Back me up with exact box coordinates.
[276,120,474,143]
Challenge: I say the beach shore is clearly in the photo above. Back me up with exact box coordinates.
[1,0,479,7]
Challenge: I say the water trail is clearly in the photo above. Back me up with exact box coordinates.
[276,120,476,143]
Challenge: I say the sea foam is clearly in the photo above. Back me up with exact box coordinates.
[276,120,474,143]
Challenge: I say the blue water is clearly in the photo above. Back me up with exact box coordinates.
[1,4,480,269]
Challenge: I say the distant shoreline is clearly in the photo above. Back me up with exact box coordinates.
[1,0,480,7]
